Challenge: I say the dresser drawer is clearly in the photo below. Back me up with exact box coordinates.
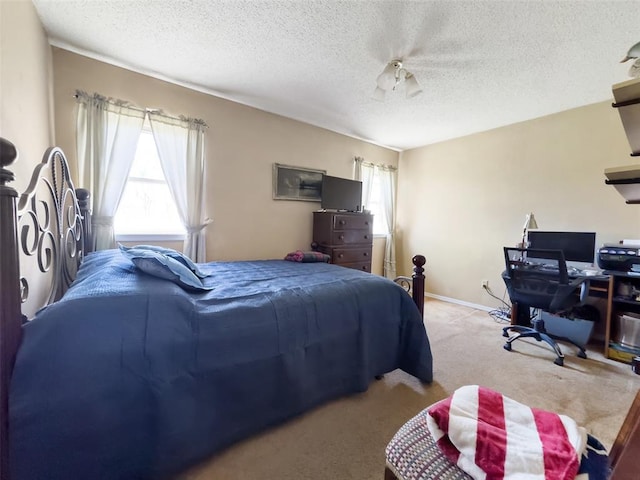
[332,214,373,231]
[312,211,372,274]
[332,247,372,263]
[338,261,371,273]
[331,229,371,245]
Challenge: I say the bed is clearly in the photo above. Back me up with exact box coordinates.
[0,138,433,480]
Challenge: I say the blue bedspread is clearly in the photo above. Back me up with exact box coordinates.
[10,249,433,479]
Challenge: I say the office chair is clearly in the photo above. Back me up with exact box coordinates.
[501,247,591,366]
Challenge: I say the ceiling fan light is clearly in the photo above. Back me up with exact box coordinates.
[372,86,386,101]
[376,60,400,90]
[376,71,395,90]
[405,72,423,98]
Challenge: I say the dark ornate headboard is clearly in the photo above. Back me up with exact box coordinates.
[16,147,90,311]
[0,137,91,478]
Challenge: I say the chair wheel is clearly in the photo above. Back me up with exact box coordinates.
[503,343,512,352]
[577,350,587,359]
[554,357,564,366]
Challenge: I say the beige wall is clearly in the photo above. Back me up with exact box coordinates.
[397,101,640,308]
[1,0,56,316]
[51,48,398,272]
[0,0,54,192]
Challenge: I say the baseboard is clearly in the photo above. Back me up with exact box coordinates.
[424,292,494,312]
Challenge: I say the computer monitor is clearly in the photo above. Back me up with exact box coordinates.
[527,231,597,264]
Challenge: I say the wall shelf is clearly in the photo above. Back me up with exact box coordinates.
[604,168,640,203]
[606,78,640,202]
[612,77,640,155]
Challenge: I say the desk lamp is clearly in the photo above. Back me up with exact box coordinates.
[521,212,538,248]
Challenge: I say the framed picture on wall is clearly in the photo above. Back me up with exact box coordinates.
[272,163,325,202]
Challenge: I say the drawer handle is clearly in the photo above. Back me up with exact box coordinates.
[361,266,367,270]
[363,252,368,257]
[365,221,369,225]
[338,253,344,258]
[339,235,345,240]
[364,235,369,240]
[339,220,346,225]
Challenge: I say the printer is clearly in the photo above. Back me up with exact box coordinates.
[597,244,640,272]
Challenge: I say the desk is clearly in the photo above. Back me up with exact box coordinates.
[510,274,615,357]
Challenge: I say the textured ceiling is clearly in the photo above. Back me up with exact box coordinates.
[32,0,640,151]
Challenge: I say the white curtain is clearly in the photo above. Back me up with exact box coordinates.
[354,156,398,279]
[75,91,145,251]
[354,156,374,211]
[148,112,209,262]
[379,166,397,279]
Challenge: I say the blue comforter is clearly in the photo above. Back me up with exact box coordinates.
[10,250,433,479]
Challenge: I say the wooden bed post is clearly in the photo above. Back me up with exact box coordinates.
[609,389,640,479]
[411,255,426,317]
[0,138,23,480]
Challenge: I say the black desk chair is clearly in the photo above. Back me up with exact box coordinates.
[501,247,591,366]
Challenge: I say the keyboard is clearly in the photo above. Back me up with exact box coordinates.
[533,264,583,276]
[538,264,559,272]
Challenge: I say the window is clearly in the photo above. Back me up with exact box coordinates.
[114,127,185,239]
[368,170,389,236]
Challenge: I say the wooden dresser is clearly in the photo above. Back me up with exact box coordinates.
[312,211,373,272]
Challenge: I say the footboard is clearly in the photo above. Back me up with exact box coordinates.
[394,255,426,317]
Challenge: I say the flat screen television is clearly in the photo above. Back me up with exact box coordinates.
[320,175,362,212]
[527,230,597,264]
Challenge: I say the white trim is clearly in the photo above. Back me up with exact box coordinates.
[424,292,494,312]
[115,234,185,242]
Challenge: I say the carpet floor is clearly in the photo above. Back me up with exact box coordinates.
[180,298,639,479]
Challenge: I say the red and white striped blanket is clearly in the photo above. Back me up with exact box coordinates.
[426,385,588,480]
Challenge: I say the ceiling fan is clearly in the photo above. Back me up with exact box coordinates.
[373,59,423,100]
[366,2,469,102]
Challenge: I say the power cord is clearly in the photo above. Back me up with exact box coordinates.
[483,284,511,323]
[482,284,510,309]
